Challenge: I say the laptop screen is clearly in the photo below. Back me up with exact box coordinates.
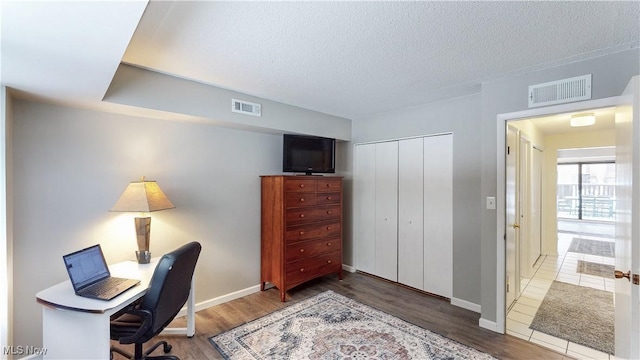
[63,244,110,290]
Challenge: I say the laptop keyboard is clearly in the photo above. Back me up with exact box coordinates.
[82,277,128,296]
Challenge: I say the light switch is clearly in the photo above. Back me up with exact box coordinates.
[486,196,496,210]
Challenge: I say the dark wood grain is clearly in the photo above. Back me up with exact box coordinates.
[260,175,343,301]
[111,272,576,360]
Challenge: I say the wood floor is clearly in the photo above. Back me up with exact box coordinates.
[110,272,575,359]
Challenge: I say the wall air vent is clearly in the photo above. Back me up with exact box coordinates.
[528,74,591,108]
[232,99,261,117]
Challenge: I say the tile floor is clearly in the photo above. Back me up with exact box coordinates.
[506,225,617,360]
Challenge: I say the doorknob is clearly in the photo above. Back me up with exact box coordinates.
[511,223,520,229]
[615,270,631,281]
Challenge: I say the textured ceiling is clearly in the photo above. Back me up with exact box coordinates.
[123,1,640,119]
[1,1,147,105]
[2,1,639,122]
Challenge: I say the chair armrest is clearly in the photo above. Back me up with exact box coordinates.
[117,309,153,344]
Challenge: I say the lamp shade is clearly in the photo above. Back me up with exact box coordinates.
[110,178,175,213]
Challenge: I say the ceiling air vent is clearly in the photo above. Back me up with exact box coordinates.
[528,74,591,108]
[232,99,261,117]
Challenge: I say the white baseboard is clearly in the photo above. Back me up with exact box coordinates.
[451,297,481,313]
[342,264,356,273]
[175,284,262,318]
[175,265,355,318]
[479,318,502,333]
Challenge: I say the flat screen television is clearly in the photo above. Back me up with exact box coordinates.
[283,134,335,175]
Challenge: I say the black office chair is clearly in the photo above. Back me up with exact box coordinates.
[110,241,201,360]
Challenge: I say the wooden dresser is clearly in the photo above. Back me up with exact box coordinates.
[260,175,343,301]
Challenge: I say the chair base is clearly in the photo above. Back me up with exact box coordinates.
[111,340,178,360]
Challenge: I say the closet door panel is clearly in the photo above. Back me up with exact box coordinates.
[423,134,453,298]
[374,141,398,281]
[398,138,424,290]
[354,144,376,274]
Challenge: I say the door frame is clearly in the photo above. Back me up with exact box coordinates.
[494,96,622,333]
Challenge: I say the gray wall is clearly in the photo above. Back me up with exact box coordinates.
[10,65,353,348]
[351,94,482,306]
[479,48,640,323]
[105,64,352,141]
[350,47,640,322]
[10,99,350,348]
[7,47,639,349]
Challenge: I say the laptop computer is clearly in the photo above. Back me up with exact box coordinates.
[63,244,141,301]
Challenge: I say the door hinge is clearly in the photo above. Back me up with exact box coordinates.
[634,274,639,285]
[507,146,510,155]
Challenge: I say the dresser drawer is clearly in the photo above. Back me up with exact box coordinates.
[286,205,340,225]
[316,178,341,192]
[285,178,316,192]
[286,251,342,285]
[315,192,340,205]
[285,222,341,242]
[285,192,317,208]
[285,236,341,262]
[315,205,341,221]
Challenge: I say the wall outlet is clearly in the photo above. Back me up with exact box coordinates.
[486,196,496,210]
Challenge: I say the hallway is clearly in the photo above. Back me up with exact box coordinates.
[506,220,615,359]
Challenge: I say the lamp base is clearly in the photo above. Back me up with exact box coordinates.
[136,250,151,264]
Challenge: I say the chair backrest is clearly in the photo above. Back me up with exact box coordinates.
[140,241,201,335]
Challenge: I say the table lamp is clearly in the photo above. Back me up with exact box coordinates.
[110,177,175,264]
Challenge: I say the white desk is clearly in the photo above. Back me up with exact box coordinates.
[36,258,195,359]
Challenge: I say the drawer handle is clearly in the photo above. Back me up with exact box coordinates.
[327,210,332,214]
[299,231,305,235]
[300,248,305,253]
[300,184,305,188]
[326,226,331,230]
[300,214,305,218]
[326,183,331,187]
[299,198,305,202]
[300,268,305,272]
[327,243,332,246]
[327,260,332,264]
[327,196,332,200]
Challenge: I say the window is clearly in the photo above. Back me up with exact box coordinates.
[557,162,615,221]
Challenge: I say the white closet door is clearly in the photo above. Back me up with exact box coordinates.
[375,141,398,281]
[398,138,424,289]
[354,144,376,274]
[423,134,453,298]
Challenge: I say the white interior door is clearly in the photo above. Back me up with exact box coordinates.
[375,141,398,281]
[354,144,376,274]
[529,147,542,267]
[614,76,639,359]
[398,138,424,289]
[423,134,453,298]
[519,137,532,279]
[505,125,520,309]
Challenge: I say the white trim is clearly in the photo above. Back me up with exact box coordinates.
[451,297,481,313]
[171,264,356,320]
[342,264,356,273]
[174,284,262,319]
[479,318,501,333]
[352,132,453,146]
[495,96,622,334]
[0,86,9,355]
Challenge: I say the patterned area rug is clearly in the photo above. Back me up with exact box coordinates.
[210,290,496,359]
[577,260,614,278]
[530,281,614,354]
[568,237,615,257]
